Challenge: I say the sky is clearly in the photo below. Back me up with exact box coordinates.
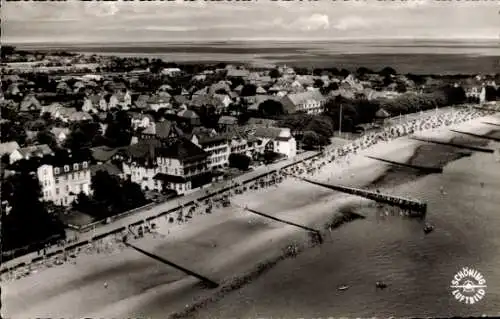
[2,0,499,43]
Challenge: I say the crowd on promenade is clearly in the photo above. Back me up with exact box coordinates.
[1,107,495,283]
[280,107,493,179]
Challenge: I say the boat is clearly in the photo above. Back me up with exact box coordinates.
[423,223,434,234]
[376,281,387,289]
[338,285,350,291]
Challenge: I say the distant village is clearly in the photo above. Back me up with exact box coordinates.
[1,46,499,251]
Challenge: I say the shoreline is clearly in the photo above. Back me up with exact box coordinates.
[3,109,499,318]
[176,115,500,319]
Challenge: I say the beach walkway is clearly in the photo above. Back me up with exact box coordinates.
[1,151,319,272]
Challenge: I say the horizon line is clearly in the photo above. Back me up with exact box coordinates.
[6,36,500,46]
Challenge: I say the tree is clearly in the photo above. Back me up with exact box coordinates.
[240,84,257,97]
[395,82,407,93]
[269,69,281,79]
[259,100,285,117]
[485,86,497,102]
[302,131,321,150]
[72,192,92,211]
[1,45,16,59]
[121,180,148,210]
[105,111,132,147]
[379,67,397,77]
[0,121,27,145]
[443,85,466,105]
[228,153,251,170]
[313,79,324,88]
[356,67,373,78]
[339,69,350,77]
[305,116,334,144]
[91,170,122,206]
[2,172,65,250]
[36,130,58,150]
[320,82,339,95]
[86,170,148,218]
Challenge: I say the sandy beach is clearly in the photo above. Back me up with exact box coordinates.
[3,111,499,319]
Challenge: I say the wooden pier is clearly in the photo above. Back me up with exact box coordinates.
[296,177,427,217]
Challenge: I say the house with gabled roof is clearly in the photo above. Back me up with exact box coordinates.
[20,94,42,112]
[210,81,232,95]
[50,127,71,145]
[173,95,189,106]
[134,94,150,109]
[139,120,184,142]
[250,127,297,158]
[130,112,155,130]
[147,94,171,112]
[0,141,20,157]
[68,111,92,123]
[227,69,250,79]
[177,109,201,126]
[280,91,326,115]
[218,115,238,132]
[9,144,54,164]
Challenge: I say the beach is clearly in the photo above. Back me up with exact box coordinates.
[3,111,500,318]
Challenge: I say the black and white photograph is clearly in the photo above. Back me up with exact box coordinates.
[1,0,499,318]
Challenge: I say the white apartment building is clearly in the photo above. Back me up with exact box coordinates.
[37,160,91,206]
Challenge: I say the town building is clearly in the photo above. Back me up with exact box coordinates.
[251,127,297,158]
[37,157,91,206]
[0,141,20,158]
[9,144,54,164]
[280,91,326,114]
[153,138,211,195]
[189,128,230,170]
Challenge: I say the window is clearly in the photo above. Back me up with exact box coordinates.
[55,177,59,184]
[82,161,88,168]
[64,165,69,172]
[44,168,48,175]
[56,188,60,195]
[73,163,79,170]
[54,168,60,174]
[66,185,70,192]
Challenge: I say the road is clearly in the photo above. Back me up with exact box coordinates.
[1,150,319,272]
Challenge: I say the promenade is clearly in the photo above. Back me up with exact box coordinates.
[0,150,319,272]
